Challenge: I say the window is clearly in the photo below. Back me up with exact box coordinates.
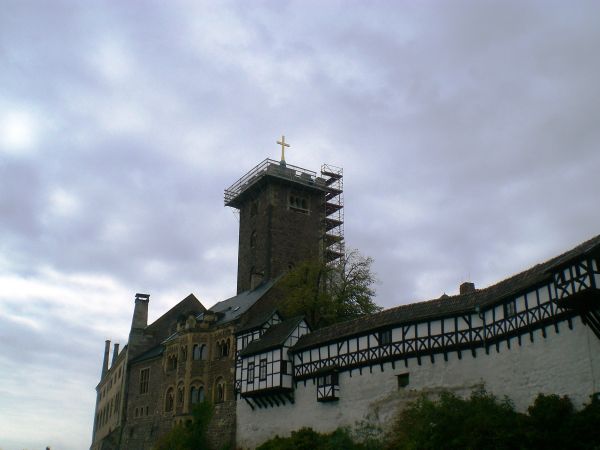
[259,359,267,381]
[289,194,309,213]
[177,386,184,406]
[180,346,188,362]
[281,360,288,375]
[215,378,225,403]
[193,343,207,360]
[165,388,174,412]
[317,371,339,402]
[217,340,230,358]
[397,373,409,389]
[139,368,150,394]
[505,302,516,318]
[379,330,392,346]
[247,362,255,383]
[168,355,177,370]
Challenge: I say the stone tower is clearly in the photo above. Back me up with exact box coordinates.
[225,157,344,294]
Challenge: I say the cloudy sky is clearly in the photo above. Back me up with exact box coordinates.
[1,1,599,448]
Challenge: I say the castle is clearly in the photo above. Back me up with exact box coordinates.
[91,152,600,450]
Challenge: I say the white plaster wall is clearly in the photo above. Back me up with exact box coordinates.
[237,317,600,449]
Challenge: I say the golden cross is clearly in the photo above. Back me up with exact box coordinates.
[277,135,290,163]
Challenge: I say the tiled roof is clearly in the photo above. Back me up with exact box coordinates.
[239,316,305,357]
[292,233,600,352]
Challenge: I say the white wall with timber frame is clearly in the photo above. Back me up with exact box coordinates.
[236,254,600,449]
[235,312,282,393]
[239,319,309,396]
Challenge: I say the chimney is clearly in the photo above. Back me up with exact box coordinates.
[111,343,120,366]
[460,282,476,295]
[102,339,111,377]
[131,293,150,330]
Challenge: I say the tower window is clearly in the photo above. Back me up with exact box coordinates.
[289,194,309,213]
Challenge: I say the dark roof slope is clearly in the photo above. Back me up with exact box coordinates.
[209,278,278,326]
[239,316,305,357]
[235,276,285,332]
[145,293,205,345]
[293,233,600,352]
[129,344,164,364]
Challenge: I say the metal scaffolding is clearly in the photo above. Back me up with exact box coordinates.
[321,164,344,263]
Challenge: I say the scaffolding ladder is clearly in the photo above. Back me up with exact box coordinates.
[321,164,344,263]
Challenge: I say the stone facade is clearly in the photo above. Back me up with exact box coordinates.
[236,178,325,293]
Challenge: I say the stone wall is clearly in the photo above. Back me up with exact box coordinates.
[207,400,236,450]
[237,181,323,293]
[237,317,600,449]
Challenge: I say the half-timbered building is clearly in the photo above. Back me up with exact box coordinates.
[235,235,600,448]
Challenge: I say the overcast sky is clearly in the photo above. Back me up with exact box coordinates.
[1,1,599,449]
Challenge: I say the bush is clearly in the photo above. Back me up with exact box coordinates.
[153,401,213,450]
[256,426,382,450]
[386,389,524,450]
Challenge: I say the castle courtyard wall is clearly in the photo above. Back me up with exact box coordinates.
[236,317,600,449]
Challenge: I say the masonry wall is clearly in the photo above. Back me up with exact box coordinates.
[236,317,600,449]
[237,180,324,293]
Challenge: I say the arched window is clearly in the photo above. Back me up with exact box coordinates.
[193,344,207,360]
[225,338,230,357]
[165,388,174,412]
[190,384,205,405]
[180,346,188,362]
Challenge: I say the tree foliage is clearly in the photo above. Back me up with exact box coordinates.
[256,427,381,450]
[152,401,213,450]
[277,250,381,329]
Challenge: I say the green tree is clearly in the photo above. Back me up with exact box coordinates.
[277,250,381,329]
[153,401,213,450]
[386,388,524,450]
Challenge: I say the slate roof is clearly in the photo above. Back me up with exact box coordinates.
[145,293,205,344]
[292,233,600,352]
[239,316,305,357]
[209,278,278,326]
